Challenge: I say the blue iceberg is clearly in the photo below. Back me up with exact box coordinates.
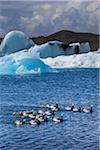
[0,31,35,56]
[0,31,57,75]
[0,48,57,74]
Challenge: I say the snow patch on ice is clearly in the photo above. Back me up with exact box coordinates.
[41,49,100,68]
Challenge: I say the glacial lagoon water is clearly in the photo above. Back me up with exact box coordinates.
[0,68,99,150]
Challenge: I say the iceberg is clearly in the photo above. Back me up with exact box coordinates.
[0,31,56,74]
[29,41,91,58]
[0,31,35,56]
[0,30,99,75]
[0,30,91,58]
[0,48,57,75]
[42,49,100,68]
[31,41,65,58]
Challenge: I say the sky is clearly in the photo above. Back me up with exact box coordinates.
[0,0,99,37]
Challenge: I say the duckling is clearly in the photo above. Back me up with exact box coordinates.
[14,120,24,125]
[82,106,93,113]
[29,119,40,125]
[52,116,63,123]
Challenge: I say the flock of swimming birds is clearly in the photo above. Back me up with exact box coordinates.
[13,104,93,126]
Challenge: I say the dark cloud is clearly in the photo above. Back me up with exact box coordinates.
[0,0,99,37]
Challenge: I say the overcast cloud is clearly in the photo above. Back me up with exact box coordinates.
[0,0,99,37]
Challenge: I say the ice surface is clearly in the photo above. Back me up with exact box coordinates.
[42,49,100,68]
[0,48,57,75]
[0,30,91,58]
[31,41,65,58]
[0,30,99,75]
[69,42,80,46]
[29,41,91,58]
[0,31,35,56]
[0,31,56,74]
[79,42,90,53]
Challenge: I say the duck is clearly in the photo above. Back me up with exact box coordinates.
[22,111,30,117]
[37,116,48,122]
[44,110,55,115]
[36,114,48,122]
[37,116,44,122]
[82,106,93,113]
[14,120,24,125]
[28,114,36,119]
[23,110,37,116]
[38,110,45,115]
[52,116,63,123]
[65,104,74,111]
[72,107,81,112]
[13,111,23,115]
[29,119,40,125]
[36,114,44,119]
[50,104,60,111]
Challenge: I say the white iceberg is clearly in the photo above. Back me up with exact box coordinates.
[31,41,90,58]
[30,41,64,58]
[41,49,100,68]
